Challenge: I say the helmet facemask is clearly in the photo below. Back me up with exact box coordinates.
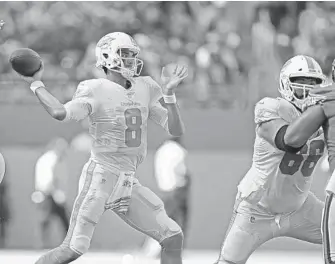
[100,48,143,79]
[282,75,323,110]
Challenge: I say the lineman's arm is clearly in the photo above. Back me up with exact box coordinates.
[256,98,325,153]
[283,105,326,148]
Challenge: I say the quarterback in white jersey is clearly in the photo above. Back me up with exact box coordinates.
[19,32,188,264]
[215,55,327,264]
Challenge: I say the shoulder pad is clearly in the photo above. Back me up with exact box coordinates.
[254,97,280,125]
[276,98,301,123]
[79,79,100,90]
[255,97,300,124]
[73,79,99,99]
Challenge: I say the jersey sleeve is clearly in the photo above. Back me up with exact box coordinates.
[254,97,281,126]
[145,77,169,131]
[63,81,97,122]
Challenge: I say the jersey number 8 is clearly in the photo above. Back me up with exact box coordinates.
[279,140,325,177]
[124,108,142,147]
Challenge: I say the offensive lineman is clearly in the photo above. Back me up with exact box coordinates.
[275,59,335,264]
[215,55,327,264]
[18,32,188,264]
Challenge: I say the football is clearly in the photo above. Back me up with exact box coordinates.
[9,48,42,77]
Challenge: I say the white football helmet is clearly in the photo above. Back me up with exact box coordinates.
[279,55,325,110]
[95,32,143,79]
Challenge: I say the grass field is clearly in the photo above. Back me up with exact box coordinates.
[0,249,325,264]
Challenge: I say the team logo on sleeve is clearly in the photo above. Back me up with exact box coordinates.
[97,36,115,49]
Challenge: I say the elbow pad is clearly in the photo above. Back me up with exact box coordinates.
[274,125,304,153]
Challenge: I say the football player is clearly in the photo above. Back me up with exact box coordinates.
[276,59,335,264]
[215,55,327,264]
[19,32,188,264]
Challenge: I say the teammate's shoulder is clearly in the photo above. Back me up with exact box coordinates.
[74,79,101,98]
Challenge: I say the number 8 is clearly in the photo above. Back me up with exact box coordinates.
[279,140,325,177]
[124,108,142,147]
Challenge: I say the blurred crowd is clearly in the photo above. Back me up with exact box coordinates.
[1,1,335,109]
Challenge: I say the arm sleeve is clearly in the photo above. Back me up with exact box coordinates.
[63,81,96,122]
[145,77,169,131]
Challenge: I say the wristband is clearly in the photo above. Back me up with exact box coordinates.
[163,94,177,104]
[30,81,45,94]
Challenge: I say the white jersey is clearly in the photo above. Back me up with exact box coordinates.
[238,97,325,214]
[64,76,169,172]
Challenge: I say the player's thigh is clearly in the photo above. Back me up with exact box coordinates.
[118,183,181,243]
[219,212,273,264]
[63,160,115,253]
[286,192,324,244]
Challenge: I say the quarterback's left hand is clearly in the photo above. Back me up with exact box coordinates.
[161,64,188,95]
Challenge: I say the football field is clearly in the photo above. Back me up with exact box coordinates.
[0,249,324,264]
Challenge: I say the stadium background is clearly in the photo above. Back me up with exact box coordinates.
[0,1,334,262]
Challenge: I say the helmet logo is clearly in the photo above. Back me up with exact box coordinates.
[97,36,115,49]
